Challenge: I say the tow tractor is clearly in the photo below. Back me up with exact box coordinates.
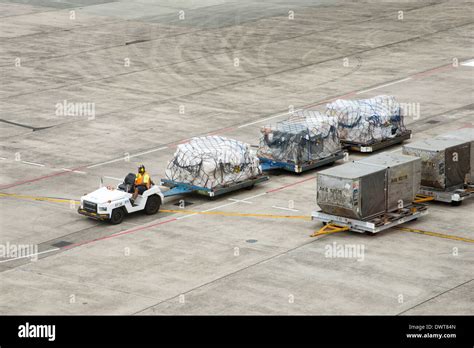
[78,173,164,224]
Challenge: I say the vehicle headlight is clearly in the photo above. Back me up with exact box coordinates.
[98,206,107,212]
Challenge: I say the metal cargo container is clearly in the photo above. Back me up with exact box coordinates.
[317,162,386,220]
[355,152,421,212]
[403,138,471,190]
[437,128,474,183]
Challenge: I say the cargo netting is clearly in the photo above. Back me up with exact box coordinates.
[326,95,406,144]
[257,110,341,165]
[165,136,262,189]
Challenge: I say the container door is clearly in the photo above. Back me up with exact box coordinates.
[360,170,386,219]
[445,143,470,188]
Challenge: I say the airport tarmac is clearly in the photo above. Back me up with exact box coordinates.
[0,0,473,314]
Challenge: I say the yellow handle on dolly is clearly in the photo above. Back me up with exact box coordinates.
[310,223,350,237]
[413,194,435,203]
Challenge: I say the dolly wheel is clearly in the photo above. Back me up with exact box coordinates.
[145,195,161,215]
[245,184,255,190]
[110,207,125,224]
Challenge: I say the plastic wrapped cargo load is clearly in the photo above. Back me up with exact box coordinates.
[257,110,341,165]
[165,136,262,189]
[403,138,471,190]
[326,95,406,144]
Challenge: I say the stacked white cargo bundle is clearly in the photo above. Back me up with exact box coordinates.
[403,137,471,190]
[326,95,406,144]
[437,128,474,184]
[257,110,341,165]
[165,136,262,189]
[316,153,421,220]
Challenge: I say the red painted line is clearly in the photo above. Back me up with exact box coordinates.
[60,173,317,250]
[305,92,357,109]
[412,64,453,79]
[169,138,191,148]
[266,175,316,193]
[207,126,236,136]
[0,165,88,190]
[62,217,178,250]
[0,62,455,191]
[63,173,315,251]
[169,126,237,147]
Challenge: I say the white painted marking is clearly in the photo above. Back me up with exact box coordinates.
[133,146,169,157]
[62,168,86,174]
[244,192,268,200]
[202,192,267,212]
[21,161,45,167]
[0,157,6,160]
[272,206,299,212]
[238,111,296,128]
[461,59,474,67]
[0,248,60,263]
[356,78,412,95]
[103,176,123,181]
[228,198,253,204]
[87,146,168,168]
[176,213,198,220]
[202,201,240,212]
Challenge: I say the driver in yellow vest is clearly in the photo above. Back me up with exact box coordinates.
[130,164,151,205]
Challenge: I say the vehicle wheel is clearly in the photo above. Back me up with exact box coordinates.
[145,195,161,215]
[451,200,462,206]
[110,207,125,224]
[245,184,255,190]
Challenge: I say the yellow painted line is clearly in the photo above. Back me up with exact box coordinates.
[311,229,349,237]
[0,193,310,220]
[160,209,311,220]
[0,192,79,204]
[396,227,474,243]
[2,192,473,243]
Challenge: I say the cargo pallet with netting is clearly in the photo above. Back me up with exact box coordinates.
[259,150,346,173]
[161,175,269,198]
[341,129,412,153]
[327,95,411,153]
[416,183,474,206]
[311,202,428,235]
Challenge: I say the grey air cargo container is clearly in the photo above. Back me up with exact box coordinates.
[437,128,474,184]
[402,137,471,190]
[355,152,421,212]
[316,162,387,220]
[314,160,427,234]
